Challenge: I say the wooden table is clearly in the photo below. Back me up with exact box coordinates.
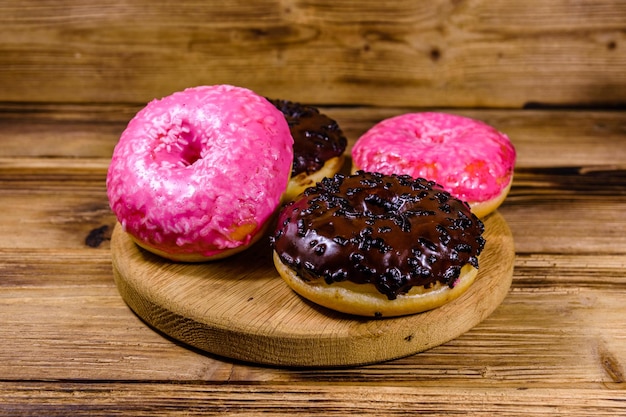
[1,103,624,415]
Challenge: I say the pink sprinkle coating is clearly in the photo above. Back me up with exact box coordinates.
[351,112,516,203]
[106,85,294,258]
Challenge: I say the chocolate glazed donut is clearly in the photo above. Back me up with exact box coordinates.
[269,99,347,201]
[271,171,486,317]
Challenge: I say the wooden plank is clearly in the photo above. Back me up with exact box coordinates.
[0,383,625,416]
[0,184,114,250]
[501,194,626,254]
[0,1,624,107]
[1,105,625,166]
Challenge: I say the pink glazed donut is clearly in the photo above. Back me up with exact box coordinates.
[351,112,516,218]
[107,85,294,262]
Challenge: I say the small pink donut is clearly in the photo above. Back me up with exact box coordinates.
[107,85,294,261]
[351,112,516,218]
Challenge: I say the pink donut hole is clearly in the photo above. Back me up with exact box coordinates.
[106,85,294,261]
[156,136,202,167]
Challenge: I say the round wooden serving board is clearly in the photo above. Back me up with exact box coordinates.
[111,211,514,367]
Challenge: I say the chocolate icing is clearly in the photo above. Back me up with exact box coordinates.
[271,171,486,300]
[269,99,347,176]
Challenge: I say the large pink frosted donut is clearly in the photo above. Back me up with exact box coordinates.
[351,112,516,217]
[107,85,294,261]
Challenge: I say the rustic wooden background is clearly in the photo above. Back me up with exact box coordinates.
[1,0,624,108]
[1,1,626,415]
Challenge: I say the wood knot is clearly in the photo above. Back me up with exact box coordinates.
[85,225,111,248]
[430,47,442,62]
[598,341,624,383]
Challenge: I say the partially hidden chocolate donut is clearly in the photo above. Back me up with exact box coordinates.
[269,99,347,201]
[271,171,486,317]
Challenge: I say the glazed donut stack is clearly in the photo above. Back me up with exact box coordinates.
[107,85,515,318]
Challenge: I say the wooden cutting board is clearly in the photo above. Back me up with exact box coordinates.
[111,211,514,367]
